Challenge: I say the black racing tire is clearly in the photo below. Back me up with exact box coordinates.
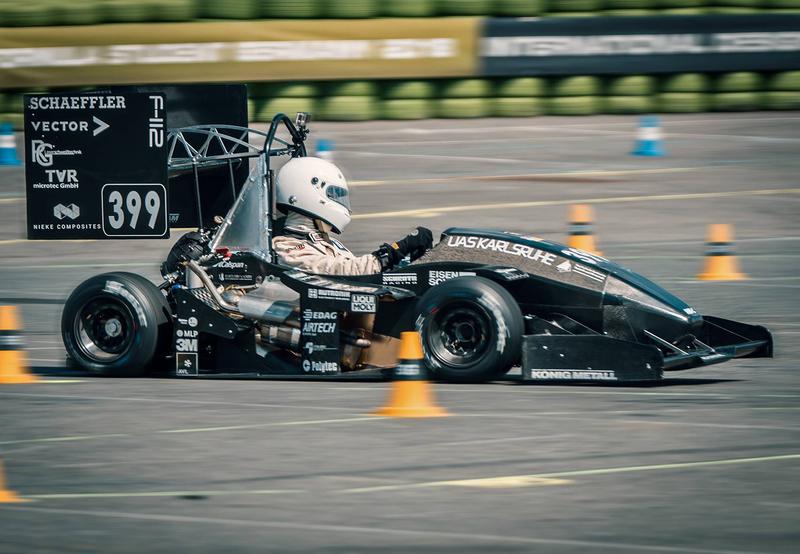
[61,272,172,377]
[414,277,523,383]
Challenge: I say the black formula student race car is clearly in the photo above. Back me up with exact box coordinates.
[61,113,773,383]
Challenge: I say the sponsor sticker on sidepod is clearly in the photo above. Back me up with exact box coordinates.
[446,235,557,265]
[529,369,617,381]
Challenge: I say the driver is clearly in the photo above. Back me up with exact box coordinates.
[272,156,433,275]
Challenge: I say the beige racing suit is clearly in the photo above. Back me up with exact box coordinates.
[272,213,381,275]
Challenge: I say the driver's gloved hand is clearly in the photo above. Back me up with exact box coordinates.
[373,227,433,270]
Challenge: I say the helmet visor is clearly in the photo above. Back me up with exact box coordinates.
[324,185,350,211]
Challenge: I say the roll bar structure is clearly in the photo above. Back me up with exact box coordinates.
[165,113,311,262]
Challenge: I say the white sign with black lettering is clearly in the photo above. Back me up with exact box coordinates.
[350,294,376,313]
[101,183,168,237]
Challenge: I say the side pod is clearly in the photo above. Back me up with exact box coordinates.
[522,334,664,382]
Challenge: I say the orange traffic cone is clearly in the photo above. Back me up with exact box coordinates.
[697,224,748,281]
[567,204,602,256]
[0,305,38,384]
[372,332,450,418]
[0,460,26,503]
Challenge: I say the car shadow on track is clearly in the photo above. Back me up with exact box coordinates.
[30,365,741,388]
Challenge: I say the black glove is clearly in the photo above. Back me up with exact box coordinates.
[373,227,433,270]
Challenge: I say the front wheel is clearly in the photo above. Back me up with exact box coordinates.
[61,272,172,377]
[414,276,523,382]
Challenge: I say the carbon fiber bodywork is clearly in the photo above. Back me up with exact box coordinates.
[400,228,773,381]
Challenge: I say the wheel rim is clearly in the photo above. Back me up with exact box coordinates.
[73,296,136,363]
[426,302,492,369]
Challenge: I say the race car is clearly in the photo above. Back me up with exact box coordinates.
[61,113,773,383]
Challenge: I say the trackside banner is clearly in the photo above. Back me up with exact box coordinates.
[482,15,800,76]
[0,18,478,88]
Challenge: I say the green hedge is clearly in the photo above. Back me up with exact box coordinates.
[491,97,542,117]
[495,77,545,97]
[434,97,491,118]
[380,0,435,16]
[318,95,377,120]
[545,96,600,115]
[381,80,436,99]
[380,98,433,119]
[5,74,800,129]
[3,0,800,27]
[549,76,600,96]
[763,91,800,110]
[710,92,762,111]
[603,95,656,114]
[605,75,655,96]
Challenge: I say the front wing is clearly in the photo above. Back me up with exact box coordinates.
[522,315,773,383]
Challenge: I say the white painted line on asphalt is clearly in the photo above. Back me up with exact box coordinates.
[24,346,65,350]
[519,415,800,433]
[0,505,777,554]
[348,127,800,144]
[352,188,800,220]
[610,235,800,248]
[457,411,800,432]
[662,276,800,282]
[0,238,95,245]
[340,150,528,164]
[758,501,800,508]
[0,417,384,446]
[668,132,800,143]
[443,476,572,488]
[420,434,573,448]
[674,283,800,289]
[322,115,800,137]
[613,255,800,264]
[339,453,800,494]
[158,416,385,434]
[26,489,305,500]
[0,261,152,269]
[0,391,354,412]
[349,166,707,187]
[345,135,598,147]
[0,434,128,446]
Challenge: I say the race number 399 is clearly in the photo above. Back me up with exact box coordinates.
[101,184,168,237]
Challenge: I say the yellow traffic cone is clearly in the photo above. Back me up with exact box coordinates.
[567,204,602,256]
[697,224,748,281]
[372,332,450,418]
[0,460,26,503]
[0,305,38,384]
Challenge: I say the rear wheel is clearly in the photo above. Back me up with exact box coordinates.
[415,277,523,382]
[61,272,172,376]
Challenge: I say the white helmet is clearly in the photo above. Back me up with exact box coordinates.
[275,157,351,233]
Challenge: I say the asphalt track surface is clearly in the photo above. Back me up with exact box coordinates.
[0,114,799,553]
